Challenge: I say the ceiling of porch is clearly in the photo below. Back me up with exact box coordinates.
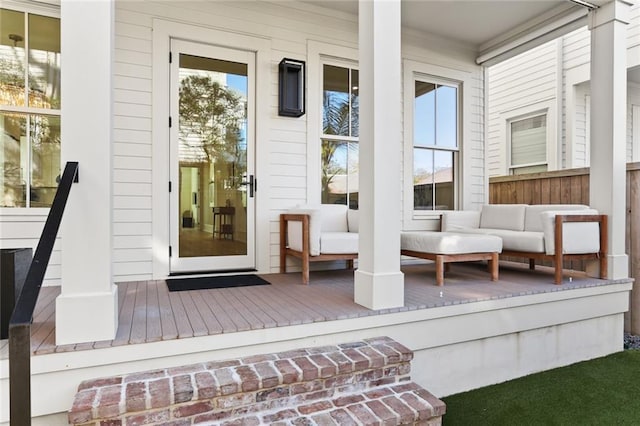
[304,0,609,63]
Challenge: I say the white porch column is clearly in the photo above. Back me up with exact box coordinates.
[354,0,404,309]
[588,0,631,280]
[56,0,117,344]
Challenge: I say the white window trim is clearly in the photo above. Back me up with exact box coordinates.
[508,111,549,173]
[402,59,472,230]
[1,1,61,211]
[499,98,557,176]
[307,40,358,205]
[1,0,59,17]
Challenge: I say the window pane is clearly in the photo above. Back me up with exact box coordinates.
[0,9,26,107]
[433,150,454,210]
[511,115,546,166]
[1,112,27,207]
[414,81,435,147]
[413,148,433,210]
[28,14,61,109]
[413,148,454,211]
[346,141,358,209]
[321,139,347,204]
[350,69,359,138]
[30,114,60,207]
[436,85,457,148]
[323,65,350,136]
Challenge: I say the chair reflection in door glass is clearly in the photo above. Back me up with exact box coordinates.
[213,205,235,240]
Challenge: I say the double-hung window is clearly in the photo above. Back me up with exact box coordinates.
[509,113,547,175]
[413,79,458,211]
[0,6,60,208]
[321,63,359,209]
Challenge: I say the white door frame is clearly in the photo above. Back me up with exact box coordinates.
[168,39,256,273]
[152,19,271,279]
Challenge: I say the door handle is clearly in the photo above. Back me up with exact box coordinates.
[241,175,255,197]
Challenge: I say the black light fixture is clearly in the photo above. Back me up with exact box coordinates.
[278,58,305,117]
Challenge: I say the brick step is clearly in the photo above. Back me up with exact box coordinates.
[69,337,445,425]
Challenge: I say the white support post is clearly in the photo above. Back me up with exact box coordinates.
[354,0,404,309]
[588,0,631,280]
[56,0,118,344]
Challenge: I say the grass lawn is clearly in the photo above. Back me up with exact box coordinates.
[441,350,640,425]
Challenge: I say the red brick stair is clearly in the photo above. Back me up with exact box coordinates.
[68,336,445,425]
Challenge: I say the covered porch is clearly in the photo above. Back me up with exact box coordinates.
[1,0,636,423]
[0,263,631,423]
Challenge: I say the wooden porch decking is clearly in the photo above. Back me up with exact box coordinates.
[0,261,618,360]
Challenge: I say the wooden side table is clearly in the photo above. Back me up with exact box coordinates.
[213,206,235,239]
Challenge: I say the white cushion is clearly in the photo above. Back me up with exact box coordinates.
[524,204,589,232]
[321,232,359,254]
[401,231,502,255]
[319,204,349,232]
[469,228,545,253]
[540,209,601,255]
[440,211,481,231]
[479,204,527,231]
[286,205,322,256]
[347,209,359,233]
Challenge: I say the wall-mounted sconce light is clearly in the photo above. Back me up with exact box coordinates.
[278,58,305,117]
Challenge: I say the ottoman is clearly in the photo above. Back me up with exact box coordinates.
[401,231,503,286]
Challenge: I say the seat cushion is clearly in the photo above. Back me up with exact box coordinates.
[470,228,545,253]
[479,204,527,231]
[320,232,359,254]
[401,231,502,255]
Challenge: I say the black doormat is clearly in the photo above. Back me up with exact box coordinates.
[166,274,270,292]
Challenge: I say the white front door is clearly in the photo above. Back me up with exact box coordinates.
[169,39,255,273]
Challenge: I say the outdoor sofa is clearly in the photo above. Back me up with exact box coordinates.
[440,204,608,284]
[280,204,358,284]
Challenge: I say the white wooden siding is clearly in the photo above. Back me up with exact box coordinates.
[487,41,558,176]
[110,0,485,280]
[488,7,640,175]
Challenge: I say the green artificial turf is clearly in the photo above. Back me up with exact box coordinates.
[441,350,640,425]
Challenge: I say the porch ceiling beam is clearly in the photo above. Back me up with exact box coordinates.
[476,4,588,66]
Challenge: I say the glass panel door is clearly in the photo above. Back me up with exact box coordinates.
[169,40,255,273]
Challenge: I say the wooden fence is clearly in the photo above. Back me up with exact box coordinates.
[489,162,640,333]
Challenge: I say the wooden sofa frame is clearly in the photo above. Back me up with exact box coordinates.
[501,214,608,285]
[279,213,357,284]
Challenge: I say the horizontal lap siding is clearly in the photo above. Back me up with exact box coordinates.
[113,5,154,282]
[114,1,484,276]
[487,41,558,176]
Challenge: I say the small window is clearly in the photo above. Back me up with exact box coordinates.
[510,114,547,175]
[321,64,359,208]
[1,7,61,208]
[413,80,458,211]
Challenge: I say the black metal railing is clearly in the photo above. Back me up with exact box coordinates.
[8,161,78,426]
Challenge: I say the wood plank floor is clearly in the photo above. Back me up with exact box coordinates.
[0,261,618,359]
